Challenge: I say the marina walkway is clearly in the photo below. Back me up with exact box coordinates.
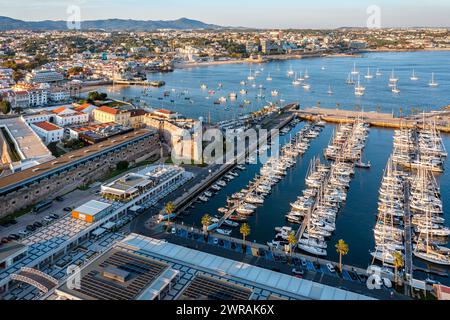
[295,108,450,132]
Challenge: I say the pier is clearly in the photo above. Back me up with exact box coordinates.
[295,108,450,133]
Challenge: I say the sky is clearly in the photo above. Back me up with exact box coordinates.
[1,0,450,29]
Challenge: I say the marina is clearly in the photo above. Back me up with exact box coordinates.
[79,51,450,288]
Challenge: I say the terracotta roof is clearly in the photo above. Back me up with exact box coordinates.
[74,103,94,112]
[0,129,154,191]
[52,106,67,114]
[97,106,122,115]
[33,121,63,132]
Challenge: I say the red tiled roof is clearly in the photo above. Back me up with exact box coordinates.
[33,121,62,132]
[74,103,94,111]
[52,106,67,114]
[97,106,122,115]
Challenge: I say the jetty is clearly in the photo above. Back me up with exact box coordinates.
[295,107,450,133]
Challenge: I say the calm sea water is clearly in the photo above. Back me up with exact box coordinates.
[101,51,450,122]
[98,51,450,282]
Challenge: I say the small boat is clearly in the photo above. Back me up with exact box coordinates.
[271,90,279,97]
[355,161,371,169]
[410,69,419,81]
[364,67,373,79]
[298,244,327,256]
[351,63,359,75]
[392,83,400,94]
[376,68,382,76]
[304,69,310,79]
[327,85,333,95]
[218,207,228,214]
[216,228,232,236]
[223,220,239,228]
[389,69,399,83]
[199,196,208,202]
[429,73,439,87]
[302,83,311,91]
[266,73,273,81]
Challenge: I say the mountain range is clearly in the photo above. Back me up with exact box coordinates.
[0,16,222,31]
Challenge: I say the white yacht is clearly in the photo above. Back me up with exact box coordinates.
[429,73,439,87]
[364,67,373,79]
[410,69,419,81]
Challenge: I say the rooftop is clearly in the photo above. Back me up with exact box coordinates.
[109,234,375,301]
[57,248,172,300]
[32,121,63,132]
[0,129,156,193]
[0,117,53,162]
[72,200,112,217]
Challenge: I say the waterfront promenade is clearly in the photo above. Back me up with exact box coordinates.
[295,107,450,132]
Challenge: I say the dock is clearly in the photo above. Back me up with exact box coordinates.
[403,181,414,294]
[295,108,450,133]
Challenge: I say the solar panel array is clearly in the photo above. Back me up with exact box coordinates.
[72,251,167,300]
[180,275,252,300]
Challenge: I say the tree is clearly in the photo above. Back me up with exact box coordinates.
[376,105,382,113]
[0,100,11,115]
[201,214,212,239]
[399,107,403,117]
[336,103,341,110]
[87,91,107,103]
[287,232,297,258]
[240,223,251,250]
[165,202,175,227]
[335,239,349,273]
[393,251,404,286]
[116,161,129,171]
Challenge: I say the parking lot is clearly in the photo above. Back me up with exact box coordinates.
[0,187,100,244]
[159,226,407,300]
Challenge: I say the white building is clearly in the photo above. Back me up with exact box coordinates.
[49,89,70,103]
[30,121,64,145]
[25,69,64,84]
[51,106,89,126]
[28,89,48,107]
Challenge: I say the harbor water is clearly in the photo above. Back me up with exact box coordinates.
[95,51,450,283]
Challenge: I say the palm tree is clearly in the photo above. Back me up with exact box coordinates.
[399,106,403,117]
[335,239,349,273]
[336,103,341,110]
[376,105,381,113]
[287,232,297,258]
[240,223,251,250]
[165,202,175,227]
[393,251,404,286]
[201,214,212,240]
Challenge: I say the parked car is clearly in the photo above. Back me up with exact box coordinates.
[63,207,73,212]
[292,268,304,277]
[7,234,19,241]
[327,263,336,273]
[50,213,60,219]
[26,225,36,232]
[213,238,219,245]
[171,227,176,234]
[19,230,29,237]
[300,258,307,267]
[33,222,43,228]
[55,196,64,202]
[1,237,10,244]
